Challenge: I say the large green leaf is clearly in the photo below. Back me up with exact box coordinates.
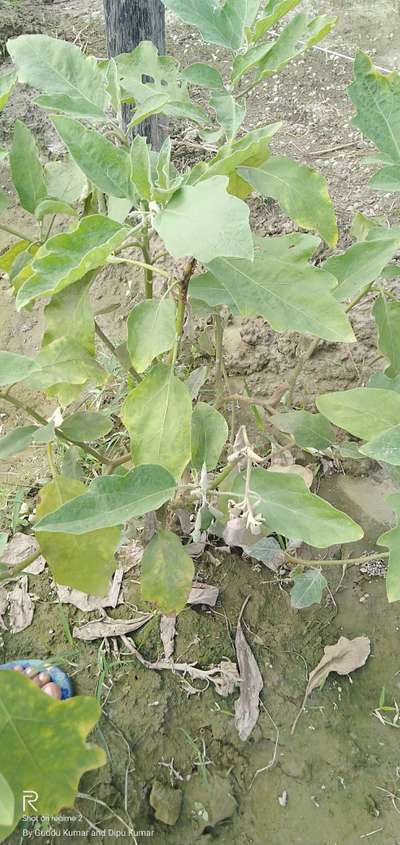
[43,274,95,354]
[290,568,328,609]
[181,62,224,90]
[0,670,105,841]
[34,199,76,222]
[9,120,47,214]
[35,465,176,534]
[161,0,247,49]
[141,528,194,614]
[360,425,400,466]
[369,165,400,192]
[317,388,400,440]
[190,234,355,342]
[209,91,246,142]
[0,773,14,828]
[121,364,192,479]
[7,34,107,119]
[378,494,400,601]
[127,299,176,373]
[191,402,228,470]
[0,426,38,460]
[36,476,120,593]
[44,158,88,205]
[271,410,335,450]
[0,350,37,386]
[116,41,206,125]
[154,176,253,262]
[239,156,338,246]
[349,52,400,166]
[252,0,301,40]
[0,68,16,111]
[233,13,336,83]
[59,412,113,442]
[373,295,400,376]
[130,134,152,201]
[233,467,363,546]
[53,116,132,199]
[324,236,400,301]
[29,338,105,393]
[15,215,128,310]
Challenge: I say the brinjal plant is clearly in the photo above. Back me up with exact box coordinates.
[1,1,400,833]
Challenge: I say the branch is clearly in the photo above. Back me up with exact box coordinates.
[0,550,41,582]
[94,319,139,382]
[286,551,389,568]
[172,257,197,364]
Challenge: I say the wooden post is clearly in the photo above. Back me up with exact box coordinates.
[103,0,166,149]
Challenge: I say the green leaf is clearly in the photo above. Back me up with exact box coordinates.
[105,58,122,118]
[0,69,16,111]
[141,528,194,614]
[234,13,336,83]
[0,350,37,386]
[130,134,152,201]
[317,387,400,440]
[154,176,253,263]
[369,165,400,191]
[368,372,400,392]
[128,94,206,129]
[7,34,107,119]
[187,366,208,399]
[253,0,301,40]
[360,425,400,466]
[373,295,400,376]
[0,240,31,274]
[181,62,224,89]
[161,0,247,49]
[35,199,76,222]
[9,120,47,214]
[324,236,400,301]
[233,467,363,547]
[15,215,128,310]
[378,494,400,601]
[0,670,105,840]
[290,568,328,609]
[209,91,246,141]
[271,410,335,450]
[0,774,14,828]
[44,158,88,205]
[35,464,176,534]
[43,274,95,355]
[349,52,400,165]
[127,300,176,373]
[59,412,113,442]
[190,234,355,342]
[121,364,192,480]
[29,338,105,393]
[239,156,338,247]
[36,476,120,593]
[350,211,386,242]
[246,0,263,28]
[191,402,228,470]
[52,116,131,199]
[0,426,38,460]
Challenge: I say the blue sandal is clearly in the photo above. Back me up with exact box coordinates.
[0,659,73,700]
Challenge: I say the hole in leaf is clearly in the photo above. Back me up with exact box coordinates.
[142,74,155,85]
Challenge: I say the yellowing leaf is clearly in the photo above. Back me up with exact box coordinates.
[0,670,105,841]
[141,528,194,614]
[36,476,120,594]
[122,364,192,479]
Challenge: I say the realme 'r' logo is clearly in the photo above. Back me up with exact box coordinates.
[22,790,39,813]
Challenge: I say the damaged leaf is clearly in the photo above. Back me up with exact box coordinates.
[8,576,34,632]
[234,599,263,741]
[160,614,176,659]
[73,613,152,641]
[56,567,123,611]
[306,635,371,698]
[290,568,328,609]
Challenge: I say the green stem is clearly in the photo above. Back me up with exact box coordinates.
[47,443,56,478]
[208,456,241,491]
[0,221,36,242]
[214,315,224,406]
[142,227,153,299]
[172,257,197,365]
[94,320,139,382]
[286,551,389,567]
[222,393,278,415]
[0,550,41,582]
[109,255,171,282]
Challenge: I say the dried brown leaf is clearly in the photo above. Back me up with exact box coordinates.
[8,576,34,632]
[3,533,46,575]
[306,635,371,697]
[56,567,123,611]
[234,599,263,741]
[160,614,176,660]
[223,517,256,548]
[0,587,9,630]
[73,613,152,641]
[188,582,219,607]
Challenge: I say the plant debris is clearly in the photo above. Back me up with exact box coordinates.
[2,533,45,575]
[188,581,219,607]
[73,612,152,641]
[234,597,263,741]
[56,567,123,611]
[160,614,176,659]
[8,576,34,632]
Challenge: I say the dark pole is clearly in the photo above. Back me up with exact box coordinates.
[103,0,166,149]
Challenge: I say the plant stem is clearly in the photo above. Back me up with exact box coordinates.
[0,550,41,582]
[142,227,153,298]
[0,391,122,466]
[47,443,56,478]
[208,456,241,491]
[108,254,171,282]
[0,221,36,242]
[286,551,389,567]
[222,393,278,415]
[94,320,139,382]
[172,257,197,365]
[214,314,224,406]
